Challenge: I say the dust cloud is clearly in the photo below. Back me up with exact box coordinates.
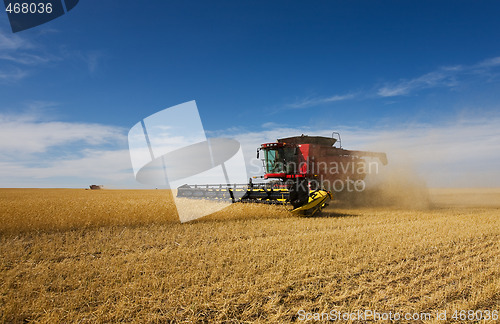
[337,163,430,209]
[332,115,500,208]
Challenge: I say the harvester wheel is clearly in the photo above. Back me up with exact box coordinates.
[289,179,309,209]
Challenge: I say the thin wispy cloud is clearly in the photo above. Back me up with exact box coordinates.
[377,56,500,97]
[287,56,500,103]
[0,29,51,82]
[0,28,101,80]
[82,51,103,74]
[0,68,28,82]
[0,30,32,51]
[476,56,500,68]
[0,53,52,65]
[0,31,31,82]
[285,93,355,109]
[59,48,106,74]
[377,71,459,97]
[285,56,500,108]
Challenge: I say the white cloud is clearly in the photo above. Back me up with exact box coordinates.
[0,112,125,155]
[0,112,137,188]
[218,114,500,188]
[1,111,499,188]
[0,149,134,184]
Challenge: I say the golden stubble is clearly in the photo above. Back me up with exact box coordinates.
[1,188,499,323]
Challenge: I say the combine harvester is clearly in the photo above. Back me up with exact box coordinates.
[177,133,387,216]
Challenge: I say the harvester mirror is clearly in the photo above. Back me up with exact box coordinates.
[294,147,299,155]
[256,148,260,159]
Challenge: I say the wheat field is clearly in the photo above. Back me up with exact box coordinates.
[1,188,499,323]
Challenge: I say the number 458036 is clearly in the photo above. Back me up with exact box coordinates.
[5,2,53,14]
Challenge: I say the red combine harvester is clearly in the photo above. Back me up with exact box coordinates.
[177,133,387,216]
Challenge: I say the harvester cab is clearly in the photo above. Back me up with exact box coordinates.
[259,142,300,177]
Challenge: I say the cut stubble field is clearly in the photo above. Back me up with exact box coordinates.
[0,188,499,323]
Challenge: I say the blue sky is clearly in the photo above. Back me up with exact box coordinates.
[1,1,500,188]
